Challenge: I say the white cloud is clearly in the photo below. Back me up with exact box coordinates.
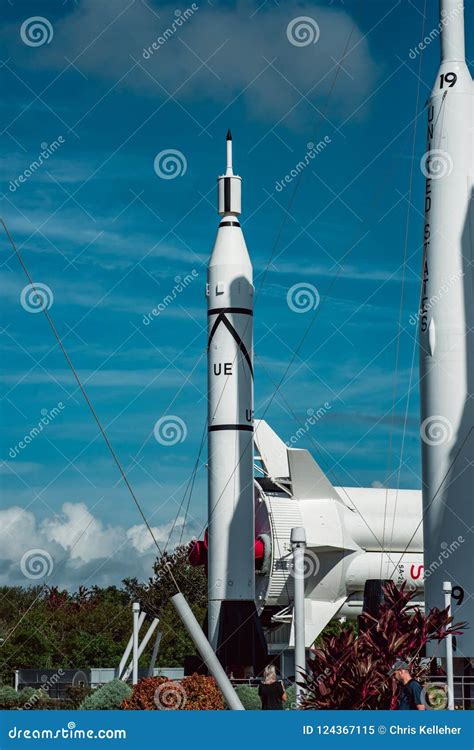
[0,461,40,476]
[2,211,207,271]
[0,506,39,560]
[1,267,205,325]
[41,501,122,563]
[0,502,190,588]
[126,517,185,554]
[0,367,204,389]
[263,261,418,284]
[5,1,378,129]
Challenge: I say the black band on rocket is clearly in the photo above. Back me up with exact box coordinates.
[208,307,252,316]
[209,424,253,432]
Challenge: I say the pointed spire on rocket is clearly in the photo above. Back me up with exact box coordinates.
[218,130,241,216]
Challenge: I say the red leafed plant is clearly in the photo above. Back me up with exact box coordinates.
[45,585,95,612]
[180,674,224,710]
[122,674,224,710]
[300,582,465,710]
[122,677,170,710]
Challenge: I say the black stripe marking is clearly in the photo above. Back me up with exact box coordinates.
[208,312,254,379]
[208,307,252,316]
[209,424,253,432]
[224,177,231,212]
[219,221,240,227]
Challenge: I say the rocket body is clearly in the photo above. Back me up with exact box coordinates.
[207,214,255,644]
[420,0,474,656]
[206,134,266,669]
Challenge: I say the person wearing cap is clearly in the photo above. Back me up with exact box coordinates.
[388,659,425,710]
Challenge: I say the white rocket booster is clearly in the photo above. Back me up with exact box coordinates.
[420,0,474,656]
[206,132,266,668]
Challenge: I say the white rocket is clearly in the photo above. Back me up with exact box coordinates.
[204,132,266,669]
[419,0,474,657]
[190,136,426,668]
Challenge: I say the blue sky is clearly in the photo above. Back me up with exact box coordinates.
[1,0,472,587]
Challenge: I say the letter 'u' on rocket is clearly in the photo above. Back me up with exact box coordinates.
[206,133,266,671]
[419,0,474,657]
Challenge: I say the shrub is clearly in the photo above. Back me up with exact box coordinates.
[80,679,132,710]
[21,688,53,709]
[180,674,224,710]
[18,687,36,701]
[123,674,224,710]
[0,686,53,709]
[285,684,296,709]
[233,685,260,710]
[66,685,92,708]
[231,683,295,710]
[122,677,170,710]
[0,685,21,708]
[28,699,72,710]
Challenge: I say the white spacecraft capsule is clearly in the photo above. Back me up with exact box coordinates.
[253,422,424,650]
[419,0,474,657]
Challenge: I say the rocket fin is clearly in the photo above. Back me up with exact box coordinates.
[254,419,289,479]
[289,596,347,648]
[287,448,344,505]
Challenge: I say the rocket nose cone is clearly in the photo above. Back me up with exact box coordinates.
[226,129,232,141]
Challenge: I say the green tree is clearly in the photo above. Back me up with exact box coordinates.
[0,586,133,684]
[123,543,207,667]
[0,547,207,685]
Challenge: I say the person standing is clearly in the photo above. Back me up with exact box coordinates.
[388,659,425,710]
[258,665,287,710]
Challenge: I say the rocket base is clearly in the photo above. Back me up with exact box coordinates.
[214,600,268,676]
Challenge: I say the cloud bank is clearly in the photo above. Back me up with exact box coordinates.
[0,502,191,589]
[6,0,378,130]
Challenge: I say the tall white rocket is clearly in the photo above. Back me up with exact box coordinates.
[420,0,473,656]
[206,132,266,668]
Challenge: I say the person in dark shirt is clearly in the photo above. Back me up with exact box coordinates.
[388,659,425,710]
[258,665,287,710]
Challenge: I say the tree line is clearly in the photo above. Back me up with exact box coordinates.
[0,544,207,685]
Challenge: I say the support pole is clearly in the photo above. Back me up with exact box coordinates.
[291,526,306,706]
[443,581,455,710]
[148,630,162,677]
[132,602,140,686]
[118,610,146,679]
[122,617,160,683]
[171,592,244,710]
